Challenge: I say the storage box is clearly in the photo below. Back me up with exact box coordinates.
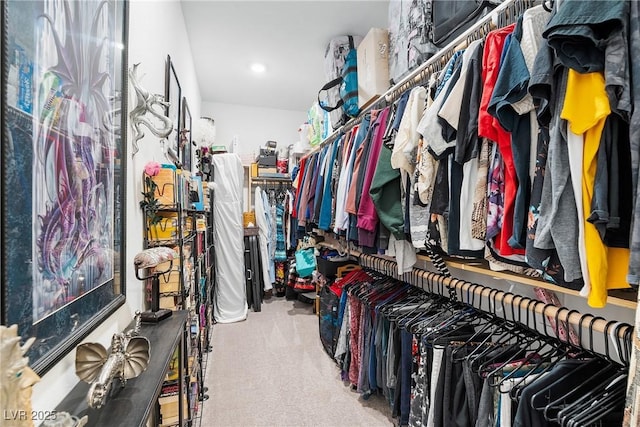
[316,256,357,279]
[357,28,390,108]
[257,154,277,167]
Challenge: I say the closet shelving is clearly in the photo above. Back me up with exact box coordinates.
[303,0,638,312]
[319,232,637,310]
[142,168,213,426]
[248,173,292,210]
[356,253,632,352]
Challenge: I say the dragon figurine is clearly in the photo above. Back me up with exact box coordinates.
[129,63,174,155]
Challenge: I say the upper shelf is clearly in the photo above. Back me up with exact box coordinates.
[250,174,291,182]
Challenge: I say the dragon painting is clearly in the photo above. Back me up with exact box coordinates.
[32,0,117,320]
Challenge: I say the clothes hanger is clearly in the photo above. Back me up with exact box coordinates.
[556,370,627,427]
[449,285,501,361]
[541,320,623,423]
[561,377,626,427]
[508,308,586,401]
[457,288,513,364]
[570,375,628,426]
[470,298,550,377]
[487,304,565,386]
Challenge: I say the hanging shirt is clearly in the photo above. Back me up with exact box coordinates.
[533,67,584,285]
[358,108,391,247]
[391,87,427,176]
[254,186,273,291]
[296,153,316,226]
[370,142,404,240]
[542,0,628,73]
[511,5,550,116]
[318,136,342,230]
[333,127,357,234]
[437,40,486,256]
[346,114,375,216]
[312,145,330,224]
[525,38,583,289]
[489,19,533,251]
[416,54,464,158]
[625,1,640,285]
[439,39,484,164]
[561,69,630,307]
[480,23,523,257]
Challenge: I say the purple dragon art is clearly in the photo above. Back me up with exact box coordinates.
[32,0,117,321]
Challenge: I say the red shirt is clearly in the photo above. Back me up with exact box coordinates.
[478,24,524,257]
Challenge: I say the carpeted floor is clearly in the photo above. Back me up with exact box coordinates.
[199,297,393,427]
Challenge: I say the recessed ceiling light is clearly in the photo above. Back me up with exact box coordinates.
[250,63,266,73]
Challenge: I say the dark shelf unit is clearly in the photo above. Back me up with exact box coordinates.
[55,311,189,427]
[140,169,214,426]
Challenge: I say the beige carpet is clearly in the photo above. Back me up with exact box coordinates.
[200,297,393,427]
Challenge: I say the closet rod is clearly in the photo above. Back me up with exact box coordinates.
[357,253,632,347]
[304,0,533,156]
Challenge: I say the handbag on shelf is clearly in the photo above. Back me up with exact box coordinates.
[293,276,315,292]
[294,248,316,278]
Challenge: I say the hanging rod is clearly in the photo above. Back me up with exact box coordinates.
[303,0,535,158]
[356,253,633,360]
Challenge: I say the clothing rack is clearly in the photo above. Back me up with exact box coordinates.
[304,0,536,156]
[357,253,633,364]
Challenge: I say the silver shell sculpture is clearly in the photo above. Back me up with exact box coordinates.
[75,312,150,409]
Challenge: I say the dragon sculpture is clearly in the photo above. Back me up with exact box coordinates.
[75,312,150,409]
[129,63,174,154]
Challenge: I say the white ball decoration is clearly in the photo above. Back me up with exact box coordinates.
[193,117,217,148]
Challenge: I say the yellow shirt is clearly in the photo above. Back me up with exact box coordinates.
[561,69,630,308]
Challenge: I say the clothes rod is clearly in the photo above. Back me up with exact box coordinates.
[357,253,632,345]
[304,0,532,158]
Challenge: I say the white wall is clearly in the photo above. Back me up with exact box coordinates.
[201,101,305,160]
[31,0,202,413]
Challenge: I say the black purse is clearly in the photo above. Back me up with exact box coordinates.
[431,0,499,47]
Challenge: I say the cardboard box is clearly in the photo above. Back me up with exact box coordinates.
[357,28,390,108]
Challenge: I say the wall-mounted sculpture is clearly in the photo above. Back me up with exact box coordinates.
[0,325,40,427]
[75,312,150,409]
[129,63,173,155]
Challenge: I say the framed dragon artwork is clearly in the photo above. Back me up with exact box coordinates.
[1,0,128,374]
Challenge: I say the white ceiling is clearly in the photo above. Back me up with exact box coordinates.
[181,0,390,112]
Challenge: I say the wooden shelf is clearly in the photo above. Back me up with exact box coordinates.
[425,255,637,310]
[319,233,637,310]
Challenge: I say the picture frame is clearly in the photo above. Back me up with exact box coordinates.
[181,97,193,171]
[190,175,204,211]
[165,55,182,165]
[1,0,128,374]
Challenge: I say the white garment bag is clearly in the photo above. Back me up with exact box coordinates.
[211,154,247,323]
